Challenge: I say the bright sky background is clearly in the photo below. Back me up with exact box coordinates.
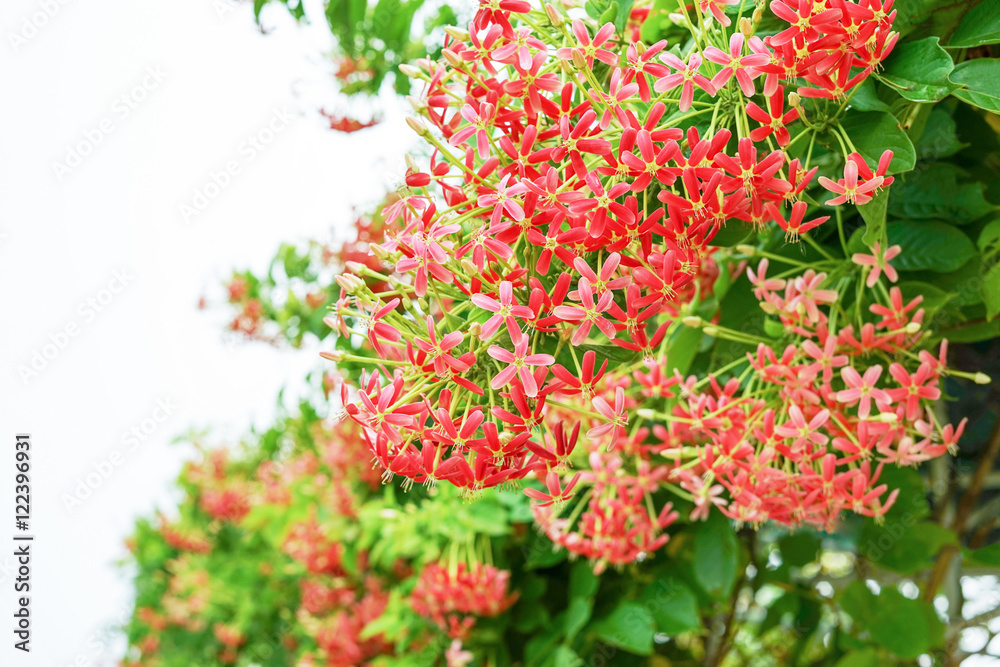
[0,0,412,663]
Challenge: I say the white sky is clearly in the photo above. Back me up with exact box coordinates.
[0,0,412,663]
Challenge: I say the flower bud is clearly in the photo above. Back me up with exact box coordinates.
[571,50,587,70]
[335,273,365,294]
[735,244,757,256]
[344,261,367,274]
[397,63,421,78]
[460,259,478,275]
[905,321,921,334]
[468,322,481,338]
[703,326,718,337]
[738,17,753,37]
[788,93,802,108]
[544,3,563,27]
[442,48,464,69]
[406,95,427,113]
[975,372,992,385]
[319,350,343,362]
[406,116,429,137]
[875,412,897,423]
[752,6,763,25]
[444,26,469,42]
[682,316,703,327]
[636,409,657,420]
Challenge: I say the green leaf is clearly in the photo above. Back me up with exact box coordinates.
[638,578,701,635]
[858,186,890,246]
[888,163,994,223]
[860,519,956,573]
[850,78,893,113]
[877,220,978,272]
[692,513,739,598]
[980,219,1000,254]
[949,0,1000,47]
[982,262,1000,320]
[778,531,821,567]
[839,111,916,174]
[878,37,957,102]
[570,560,600,600]
[840,583,945,658]
[914,108,965,160]
[589,601,655,655]
[711,221,754,246]
[667,325,704,376]
[834,648,880,667]
[951,59,1000,113]
[965,542,1000,567]
[563,596,593,642]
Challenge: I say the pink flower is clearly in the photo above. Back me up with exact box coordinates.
[705,33,769,96]
[472,280,535,342]
[653,52,714,111]
[589,386,628,449]
[852,242,902,287]
[477,174,528,227]
[887,362,941,421]
[413,316,469,376]
[818,159,883,206]
[836,365,892,419]
[775,404,830,450]
[555,20,618,69]
[449,102,496,159]
[487,334,555,397]
[552,277,617,345]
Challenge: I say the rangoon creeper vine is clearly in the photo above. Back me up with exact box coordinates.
[321,0,984,573]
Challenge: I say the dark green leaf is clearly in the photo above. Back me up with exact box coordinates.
[692,513,739,598]
[858,186,890,246]
[839,111,916,173]
[778,531,821,567]
[951,59,1000,113]
[982,262,1000,320]
[888,163,994,223]
[914,108,965,159]
[638,578,701,635]
[878,37,957,102]
[949,0,1000,47]
[860,519,956,573]
[589,601,655,655]
[850,78,893,113]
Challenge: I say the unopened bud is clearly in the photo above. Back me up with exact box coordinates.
[369,243,391,261]
[320,349,343,362]
[703,326,719,336]
[682,316,703,328]
[442,48,464,69]
[571,50,587,70]
[406,95,427,113]
[405,116,429,137]
[405,154,420,172]
[752,6,763,25]
[544,3,563,27]
[905,321,921,334]
[738,17,753,37]
[444,26,469,42]
[397,63,421,78]
[460,259,478,275]
[788,92,802,108]
[975,372,992,385]
[668,12,687,26]
[344,261,367,274]
[635,41,647,56]
[876,412,898,423]
[335,273,365,294]
[736,244,757,256]
[636,409,657,420]
[468,322,482,338]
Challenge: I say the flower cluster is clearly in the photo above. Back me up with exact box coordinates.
[319,0,970,571]
[410,562,519,637]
